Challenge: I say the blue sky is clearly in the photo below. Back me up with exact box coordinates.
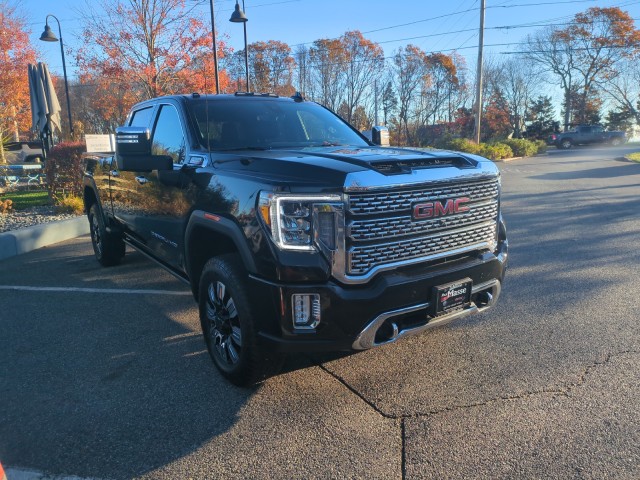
[17,0,640,79]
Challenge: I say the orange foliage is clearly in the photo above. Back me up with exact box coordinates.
[75,0,230,130]
[0,3,37,140]
[230,40,295,95]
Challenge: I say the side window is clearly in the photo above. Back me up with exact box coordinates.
[152,105,186,163]
[592,126,603,134]
[129,107,154,128]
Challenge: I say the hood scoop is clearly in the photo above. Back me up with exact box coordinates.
[370,154,475,174]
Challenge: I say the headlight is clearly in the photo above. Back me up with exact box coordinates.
[258,192,342,251]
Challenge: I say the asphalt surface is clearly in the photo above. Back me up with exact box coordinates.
[1,145,639,479]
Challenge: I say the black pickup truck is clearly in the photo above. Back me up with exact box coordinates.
[547,125,626,149]
[82,93,508,385]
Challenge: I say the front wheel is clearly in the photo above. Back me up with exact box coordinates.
[199,254,283,386]
[559,139,572,149]
[88,204,125,267]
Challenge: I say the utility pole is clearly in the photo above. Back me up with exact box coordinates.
[374,79,379,126]
[474,0,485,144]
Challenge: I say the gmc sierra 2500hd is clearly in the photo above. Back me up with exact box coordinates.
[82,93,508,386]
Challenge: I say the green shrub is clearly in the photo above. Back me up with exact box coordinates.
[533,139,547,154]
[479,143,513,161]
[626,152,640,162]
[44,142,86,202]
[439,138,483,155]
[503,138,537,157]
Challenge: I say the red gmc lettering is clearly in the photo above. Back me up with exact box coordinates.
[413,197,470,220]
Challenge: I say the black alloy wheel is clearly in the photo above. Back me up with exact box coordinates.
[88,204,125,267]
[198,254,283,386]
[205,279,243,367]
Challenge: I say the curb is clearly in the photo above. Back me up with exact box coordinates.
[0,217,89,261]
[493,156,523,163]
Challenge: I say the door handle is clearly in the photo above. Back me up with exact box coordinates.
[135,176,148,185]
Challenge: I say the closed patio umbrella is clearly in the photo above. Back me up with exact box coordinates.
[28,62,61,155]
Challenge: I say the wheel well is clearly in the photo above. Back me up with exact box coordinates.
[83,186,97,215]
[187,226,241,299]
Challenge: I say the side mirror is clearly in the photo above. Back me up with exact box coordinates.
[115,126,172,172]
[371,126,390,147]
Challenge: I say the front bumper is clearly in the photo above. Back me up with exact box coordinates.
[251,239,508,353]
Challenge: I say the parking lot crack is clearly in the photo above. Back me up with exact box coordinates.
[317,350,639,422]
[405,349,639,418]
[316,362,396,419]
[564,349,638,395]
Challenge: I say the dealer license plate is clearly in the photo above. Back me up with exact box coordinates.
[433,279,472,316]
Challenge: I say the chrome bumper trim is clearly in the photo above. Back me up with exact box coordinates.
[352,279,501,350]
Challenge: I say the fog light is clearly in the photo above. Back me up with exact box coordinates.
[292,293,321,329]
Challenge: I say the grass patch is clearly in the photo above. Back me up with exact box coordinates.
[626,152,640,163]
[0,189,50,210]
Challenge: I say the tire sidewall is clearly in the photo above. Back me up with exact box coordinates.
[88,203,124,266]
[89,204,106,262]
[198,255,258,382]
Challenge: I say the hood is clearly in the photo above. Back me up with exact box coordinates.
[210,146,483,186]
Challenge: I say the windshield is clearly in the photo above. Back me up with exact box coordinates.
[188,98,369,151]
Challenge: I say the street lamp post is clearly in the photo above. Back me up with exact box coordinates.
[208,0,220,94]
[40,14,73,135]
[229,1,249,92]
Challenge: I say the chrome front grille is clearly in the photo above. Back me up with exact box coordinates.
[349,201,497,242]
[349,223,496,275]
[345,178,499,277]
[349,181,499,215]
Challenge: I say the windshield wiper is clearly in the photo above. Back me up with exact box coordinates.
[305,141,345,147]
[216,146,270,152]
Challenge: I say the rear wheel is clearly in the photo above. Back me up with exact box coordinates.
[560,139,572,149]
[88,204,125,266]
[199,254,283,386]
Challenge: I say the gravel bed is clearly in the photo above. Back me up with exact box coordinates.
[0,206,81,234]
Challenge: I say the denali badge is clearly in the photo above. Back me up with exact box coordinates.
[412,197,470,220]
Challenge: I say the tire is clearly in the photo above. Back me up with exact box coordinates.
[559,139,572,149]
[88,204,125,267]
[199,254,284,386]
[611,137,622,146]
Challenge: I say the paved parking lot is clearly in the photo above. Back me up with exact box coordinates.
[1,146,639,479]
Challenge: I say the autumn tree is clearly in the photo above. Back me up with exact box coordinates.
[526,7,640,130]
[227,40,295,95]
[391,45,427,145]
[419,53,460,127]
[340,31,384,124]
[565,7,640,125]
[599,57,640,125]
[307,38,348,111]
[0,2,37,162]
[562,86,602,125]
[499,58,540,137]
[76,0,229,130]
[482,91,512,141]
